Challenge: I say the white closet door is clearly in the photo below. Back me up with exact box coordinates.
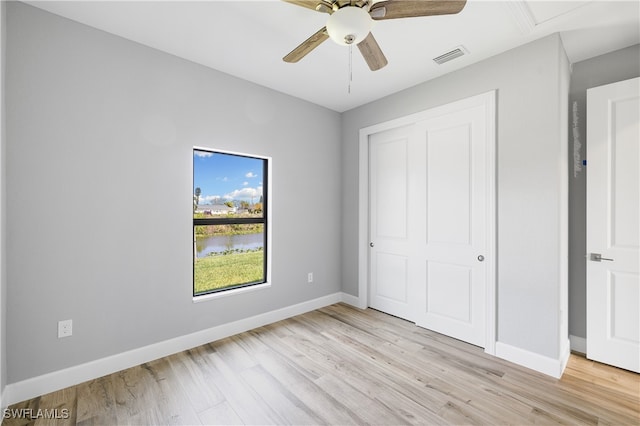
[413,103,488,348]
[368,93,493,349]
[368,124,417,321]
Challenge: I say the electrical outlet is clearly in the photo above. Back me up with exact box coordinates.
[307,272,314,283]
[58,319,72,338]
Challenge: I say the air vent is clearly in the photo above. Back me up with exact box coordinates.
[433,46,468,65]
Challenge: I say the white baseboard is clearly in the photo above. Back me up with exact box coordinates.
[4,292,342,406]
[495,339,571,378]
[1,386,5,416]
[559,338,571,375]
[569,335,587,354]
[340,292,362,308]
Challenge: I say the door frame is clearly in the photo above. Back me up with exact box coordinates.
[357,91,497,355]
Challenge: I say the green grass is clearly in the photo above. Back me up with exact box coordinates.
[194,251,264,295]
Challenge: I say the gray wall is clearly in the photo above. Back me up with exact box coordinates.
[568,44,640,340]
[341,34,570,359]
[5,2,342,383]
[1,0,7,401]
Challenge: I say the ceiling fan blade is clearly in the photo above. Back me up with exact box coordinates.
[370,0,467,20]
[357,32,388,71]
[281,0,333,13]
[283,27,330,63]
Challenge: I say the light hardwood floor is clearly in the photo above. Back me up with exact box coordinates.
[4,303,640,425]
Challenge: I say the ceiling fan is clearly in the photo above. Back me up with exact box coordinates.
[282,0,467,71]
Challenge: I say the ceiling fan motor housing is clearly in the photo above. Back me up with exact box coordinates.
[326,6,373,45]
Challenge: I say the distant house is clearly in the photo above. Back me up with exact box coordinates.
[195,204,237,215]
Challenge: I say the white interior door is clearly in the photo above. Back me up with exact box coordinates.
[368,93,494,348]
[586,77,640,373]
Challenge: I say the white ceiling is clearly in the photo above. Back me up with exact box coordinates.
[26,0,640,112]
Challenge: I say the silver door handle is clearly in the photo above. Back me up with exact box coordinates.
[589,253,614,262]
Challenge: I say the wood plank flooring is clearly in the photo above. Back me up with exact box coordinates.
[4,303,639,425]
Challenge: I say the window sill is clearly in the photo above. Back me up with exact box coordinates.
[192,282,271,303]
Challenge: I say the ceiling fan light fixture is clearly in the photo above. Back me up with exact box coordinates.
[326,6,373,46]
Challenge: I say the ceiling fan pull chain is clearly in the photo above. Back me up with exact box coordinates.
[348,44,353,94]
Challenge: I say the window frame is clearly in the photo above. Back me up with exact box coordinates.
[192,147,271,300]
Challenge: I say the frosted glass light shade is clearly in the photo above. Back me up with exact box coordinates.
[326,7,373,46]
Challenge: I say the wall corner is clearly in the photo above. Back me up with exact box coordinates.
[0,0,8,411]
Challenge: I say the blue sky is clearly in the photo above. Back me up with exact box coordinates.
[193,150,263,205]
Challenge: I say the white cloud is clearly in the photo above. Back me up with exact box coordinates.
[243,181,249,186]
[245,172,258,178]
[198,195,221,204]
[224,186,262,201]
[194,151,213,158]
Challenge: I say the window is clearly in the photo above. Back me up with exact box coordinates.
[193,148,268,297]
